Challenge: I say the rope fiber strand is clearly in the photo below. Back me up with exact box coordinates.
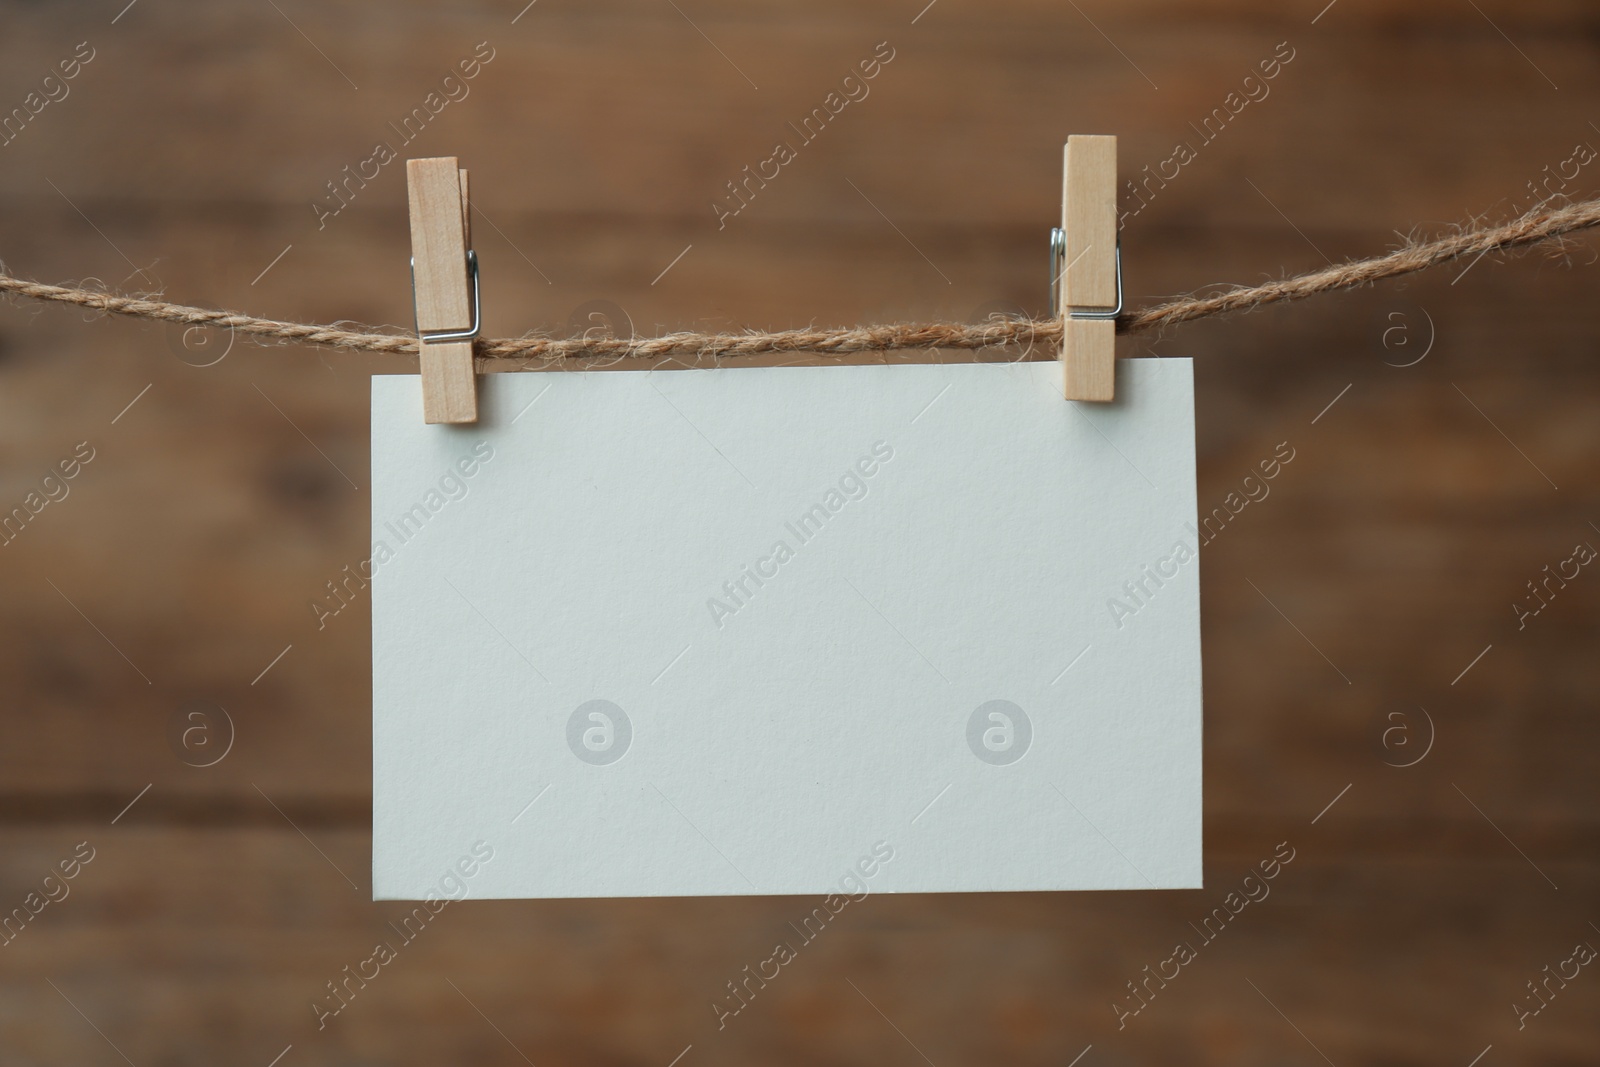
[3,196,1597,365]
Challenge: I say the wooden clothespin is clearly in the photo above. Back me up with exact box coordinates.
[407,156,479,423]
[1057,135,1120,401]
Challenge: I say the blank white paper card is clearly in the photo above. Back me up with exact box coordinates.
[372,358,1202,899]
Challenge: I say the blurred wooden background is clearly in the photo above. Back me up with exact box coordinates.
[2,0,1598,1063]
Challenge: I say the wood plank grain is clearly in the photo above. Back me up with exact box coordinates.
[0,825,1593,1065]
[0,2,1597,1063]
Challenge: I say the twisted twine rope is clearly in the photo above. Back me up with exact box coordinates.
[3,197,1597,366]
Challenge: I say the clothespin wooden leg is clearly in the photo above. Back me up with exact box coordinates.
[407,156,479,424]
[1060,135,1119,402]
